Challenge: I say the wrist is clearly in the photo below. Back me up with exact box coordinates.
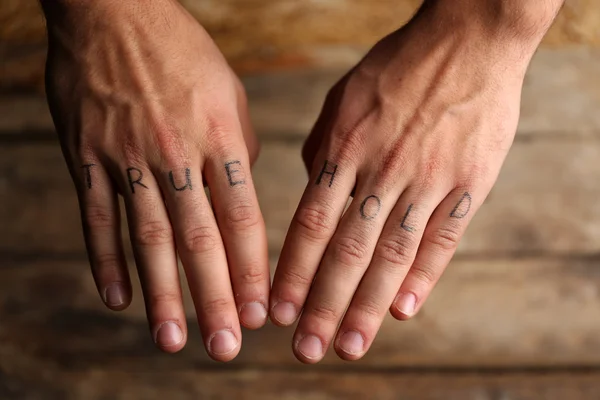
[419,0,564,49]
[40,0,176,26]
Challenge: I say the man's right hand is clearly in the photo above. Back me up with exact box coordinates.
[42,0,269,361]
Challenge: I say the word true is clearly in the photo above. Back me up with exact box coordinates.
[81,161,247,194]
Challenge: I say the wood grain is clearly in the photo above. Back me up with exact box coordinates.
[2,366,600,400]
[3,256,600,368]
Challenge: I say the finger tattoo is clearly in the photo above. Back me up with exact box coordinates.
[450,192,472,219]
[82,164,96,189]
[400,204,416,232]
[360,195,382,220]
[169,168,193,191]
[126,167,149,194]
[225,161,246,187]
[316,160,338,188]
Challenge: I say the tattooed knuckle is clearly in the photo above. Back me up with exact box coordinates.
[84,205,113,229]
[375,237,416,267]
[295,203,333,241]
[428,224,462,251]
[135,221,173,247]
[201,297,232,316]
[180,226,218,254]
[311,301,339,323]
[226,203,260,230]
[333,236,369,266]
[280,266,313,288]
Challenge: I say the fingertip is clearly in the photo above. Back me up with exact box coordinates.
[102,281,132,311]
[391,291,418,321]
[207,329,241,362]
[270,301,300,327]
[334,330,366,361]
[154,321,187,353]
[294,334,325,364]
[239,302,268,330]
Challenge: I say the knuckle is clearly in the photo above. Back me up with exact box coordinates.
[204,116,238,155]
[375,236,416,267]
[310,301,340,323]
[225,203,260,230]
[151,120,189,167]
[427,224,462,252]
[295,202,334,241]
[416,159,447,190]
[333,236,369,266]
[84,205,114,229]
[120,136,147,167]
[409,264,438,286]
[354,295,384,319]
[180,226,218,254]
[376,143,408,184]
[93,253,122,273]
[279,266,313,289]
[201,297,232,316]
[148,291,180,309]
[333,129,366,165]
[135,221,173,247]
[237,263,268,286]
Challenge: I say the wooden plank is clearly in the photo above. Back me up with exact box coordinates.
[3,257,600,368]
[1,49,599,137]
[2,138,600,256]
[2,366,600,400]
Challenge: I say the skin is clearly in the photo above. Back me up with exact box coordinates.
[270,0,566,363]
[42,0,269,361]
[41,0,565,363]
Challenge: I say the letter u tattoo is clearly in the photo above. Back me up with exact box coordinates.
[169,168,193,191]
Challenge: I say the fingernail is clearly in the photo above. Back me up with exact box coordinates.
[395,292,417,316]
[240,302,268,327]
[271,302,299,325]
[104,282,126,307]
[296,334,324,360]
[208,330,239,356]
[155,321,184,347]
[338,331,365,356]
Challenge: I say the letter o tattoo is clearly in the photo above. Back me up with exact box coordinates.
[360,195,382,221]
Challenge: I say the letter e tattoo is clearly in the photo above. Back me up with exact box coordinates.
[225,161,245,187]
[450,192,472,219]
[126,167,149,194]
